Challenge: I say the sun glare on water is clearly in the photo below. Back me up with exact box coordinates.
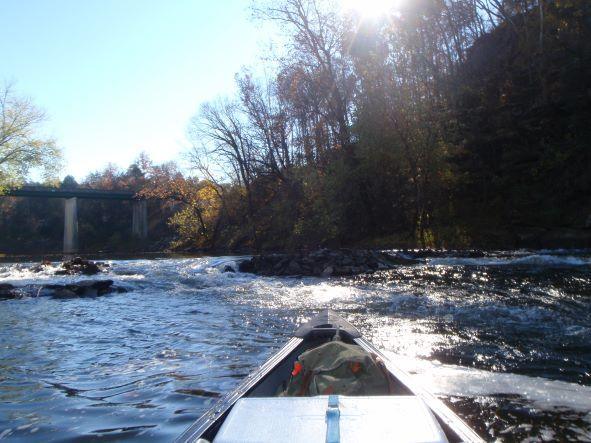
[341,0,401,19]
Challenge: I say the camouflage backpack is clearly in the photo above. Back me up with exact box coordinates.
[283,341,395,396]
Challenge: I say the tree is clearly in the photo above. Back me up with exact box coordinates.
[60,175,78,189]
[0,84,61,190]
[188,98,261,246]
[256,0,356,156]
[137,161,226,249]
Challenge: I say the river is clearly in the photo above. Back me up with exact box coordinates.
[0,250,590,441]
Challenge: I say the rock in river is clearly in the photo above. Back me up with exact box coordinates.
[238,249,418,277]
[0,280,128,300]
[55,257,109,276]
[41,280,127,298]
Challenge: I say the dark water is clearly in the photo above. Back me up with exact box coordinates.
[0,251,590,441]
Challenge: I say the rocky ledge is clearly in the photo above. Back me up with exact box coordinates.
[0,280,127,300]
[238,249,416,277]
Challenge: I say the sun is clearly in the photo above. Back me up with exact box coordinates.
[341,0,400,19]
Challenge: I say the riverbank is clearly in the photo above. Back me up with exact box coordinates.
[349,226,591,251]
[2,222,591,259]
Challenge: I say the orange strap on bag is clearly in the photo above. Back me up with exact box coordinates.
[292,362,303,377]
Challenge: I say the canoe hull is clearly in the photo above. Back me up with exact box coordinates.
[176,311,483,443]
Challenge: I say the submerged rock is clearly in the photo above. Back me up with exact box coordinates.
[0,283,23,300]
[238,249,417,277]
[0,280,128,300]
[41,280,127,298]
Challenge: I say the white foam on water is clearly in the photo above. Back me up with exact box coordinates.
[0,260,150,286]
[383,352,591,412]
[308,282,360,303]
[427,254,591,267]
[0,262,87,285]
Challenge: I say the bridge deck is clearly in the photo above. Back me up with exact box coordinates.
[3,187,138,200]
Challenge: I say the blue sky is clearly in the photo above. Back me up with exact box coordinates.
[0,0,269,180]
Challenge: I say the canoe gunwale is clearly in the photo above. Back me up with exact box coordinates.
[355,337,484,443]
[174,336,303,443]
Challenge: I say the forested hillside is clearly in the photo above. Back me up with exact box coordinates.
[452,0,591,245]
[1,0,589,253]
[178,0,591,250]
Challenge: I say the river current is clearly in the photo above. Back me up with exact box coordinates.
[0,250,590,441]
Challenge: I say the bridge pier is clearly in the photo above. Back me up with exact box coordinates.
[63,197,79,254]
[132,200,148,240]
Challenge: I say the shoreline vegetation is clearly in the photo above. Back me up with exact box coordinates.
[1,1,590,255]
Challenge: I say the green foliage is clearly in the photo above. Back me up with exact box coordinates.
[0,84,62,187]
[168,207,204,250]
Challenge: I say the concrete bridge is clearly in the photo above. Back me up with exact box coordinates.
[3,186,148,253]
